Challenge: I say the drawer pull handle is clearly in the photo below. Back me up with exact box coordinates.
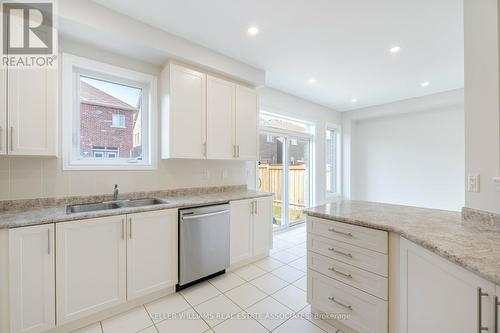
[328,228,353,237]
[328,267,353,279]
[327,247,353,258]
[328,296,353,311]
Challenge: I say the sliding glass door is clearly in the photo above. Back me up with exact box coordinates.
[258,132,312,230]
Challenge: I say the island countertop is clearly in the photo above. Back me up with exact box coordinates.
[305,200,500,285]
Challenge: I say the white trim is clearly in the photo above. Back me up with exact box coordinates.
[62,53,158,171]
[325,123,342,199]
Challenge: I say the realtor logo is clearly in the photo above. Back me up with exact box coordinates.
[1,1,57,68]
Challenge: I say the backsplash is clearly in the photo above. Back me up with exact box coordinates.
[0,156,249,201]
[462,206,500,227]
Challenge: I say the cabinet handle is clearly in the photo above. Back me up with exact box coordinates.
[254,201,258,215]
[495,296,499,333]
[250,201,255,215]
[327,247,353,258]
[47,229,51,255]
[10,126,13,152]
[237,145,240,158]
[478,287,489,332]
[327,228,353,237]
[328,267,353,279]
[0,126,3,151]
[328,296,352,311]
[203,142,207,157]
[121,219,125,240]
[129,218,132,239]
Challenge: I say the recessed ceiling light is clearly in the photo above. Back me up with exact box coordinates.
[351,98,358,103]
[389,46,401,54]
[247,26,259,36]
[421,81,430,87]
[308,78,316,84]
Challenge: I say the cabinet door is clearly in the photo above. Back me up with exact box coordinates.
[230,199,253,265]
[252,197,273,256]
[56,216,126,324]
[7,68,57,156]
[127,209,178,300]
[400,238,495,333]
[9,224,55,333]
[234,85,258,160]
[168,64,206,159]
[206,76,235,159]
[0,69,6,155]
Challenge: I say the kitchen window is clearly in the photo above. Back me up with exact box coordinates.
[62,54,157,170]
[326,125,340,194]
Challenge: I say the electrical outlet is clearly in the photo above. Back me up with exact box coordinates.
[467,174,480,192]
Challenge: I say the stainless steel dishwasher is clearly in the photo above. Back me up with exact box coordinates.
[178,204,230,290]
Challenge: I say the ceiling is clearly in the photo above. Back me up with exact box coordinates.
[91,0,464,111]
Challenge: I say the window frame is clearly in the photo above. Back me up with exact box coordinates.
[325,123,341,197]
[111,114,126,128]
[62,53,157,170]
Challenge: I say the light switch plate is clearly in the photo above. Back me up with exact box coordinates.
[467,174,480,192]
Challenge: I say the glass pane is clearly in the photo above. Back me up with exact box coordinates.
[78,76,143,161]
[288,137,310,226]
[326,129,337,193]
[258,134,285,230]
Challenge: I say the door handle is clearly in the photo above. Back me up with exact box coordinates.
[478,287,489,332]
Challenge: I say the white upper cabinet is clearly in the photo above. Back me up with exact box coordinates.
[0,69,6,155]
[56,216,127,325]
[162,64,206,159]
[126,209,178,300]
[9,224,55,333]
[161,63,258,160]
[206,76,235,159]
[7,68,57,156]
[235,85,259,160]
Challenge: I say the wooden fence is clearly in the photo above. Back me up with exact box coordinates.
[258,164,307,225]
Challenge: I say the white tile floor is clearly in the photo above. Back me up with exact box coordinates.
[73,224,341,333]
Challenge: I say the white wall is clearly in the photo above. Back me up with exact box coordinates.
[343,90,465,211]
[464,0,500,214]
[254,87,342,206]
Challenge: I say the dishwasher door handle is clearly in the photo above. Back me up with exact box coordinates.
[182,210,230,220]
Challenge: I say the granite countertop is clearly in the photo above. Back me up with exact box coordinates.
[305,200,500,285]
[0,189,272,229]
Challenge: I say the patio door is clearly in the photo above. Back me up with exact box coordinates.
[258,132,312,230]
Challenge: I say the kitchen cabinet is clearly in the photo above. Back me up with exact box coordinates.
[252,196,273,256]
[56,216,127,324]
[161,63,206,159]
[230,196,273,265]
[161,63,259,161]
[9,224,55,333]
[206,75,235,159]
[230,199,253,264]
[7,68,57,156]
[400,237,495,333]
[126,209,178,300]
[0,69,6,155]
[234,85,259,160]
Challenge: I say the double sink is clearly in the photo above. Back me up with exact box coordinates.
[66,198,167,214]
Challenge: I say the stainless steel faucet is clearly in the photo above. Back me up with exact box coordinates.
[113,184,119,201]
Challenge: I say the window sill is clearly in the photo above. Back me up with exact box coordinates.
[63,162,157,171]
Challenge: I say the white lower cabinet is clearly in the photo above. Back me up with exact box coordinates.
[56,216,127,324]
[400,237,496,333]
[9,224,55,333]
[230,196,273,265]
[126,209,178,300]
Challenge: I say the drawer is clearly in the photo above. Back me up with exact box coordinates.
[308,233,388,277]
[307,216,388,254]
[308,252,388,300]
[308,270,388,333]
